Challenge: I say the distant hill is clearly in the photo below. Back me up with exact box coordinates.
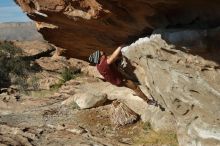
[0,22,44,41]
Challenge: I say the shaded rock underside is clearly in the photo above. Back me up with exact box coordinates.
[15,0,220,60]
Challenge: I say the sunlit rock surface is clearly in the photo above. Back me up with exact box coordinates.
[123,35,220,146]
[15,1,220,146]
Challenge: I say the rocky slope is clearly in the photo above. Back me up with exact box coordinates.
[0,41,178,146]
[1,36,219,146]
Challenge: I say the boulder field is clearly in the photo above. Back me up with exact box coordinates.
[14,0,220,146]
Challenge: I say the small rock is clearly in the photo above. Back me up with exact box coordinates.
[61,96,75,106]
[2,96,10,102]
[0,88,8,94]
[110,101,139,126]
[121,138,132,144]
[74,93,107,109]
[66,126,87,135]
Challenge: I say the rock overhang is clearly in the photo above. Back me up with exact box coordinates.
[15,0,220,61]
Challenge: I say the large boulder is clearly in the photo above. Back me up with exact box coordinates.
[62,92,107,109]
[123,34,220,146]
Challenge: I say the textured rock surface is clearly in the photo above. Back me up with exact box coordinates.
[63,80,176,132]
[13,40,54,56]
[67,92,107,109]
[124,35,220,146]
[16,0,220,60]
[153,27,220,64]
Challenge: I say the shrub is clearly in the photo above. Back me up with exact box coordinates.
[30,76,40,90]
[0,41,22,56]
[50,67,81,90]
[14,76,29,91]
[0,42,30,89]
[60,67,81,82]
[50,82,63,91]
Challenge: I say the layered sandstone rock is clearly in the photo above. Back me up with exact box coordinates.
[16,0,220,60]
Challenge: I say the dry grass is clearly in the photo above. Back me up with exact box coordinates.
[25,89,57,98]
[109,101,178,145]
[132,122,178,146]
[66,103,178,146]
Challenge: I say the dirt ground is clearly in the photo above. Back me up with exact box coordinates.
[0,75,178,146]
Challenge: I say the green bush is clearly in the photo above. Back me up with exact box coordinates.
[0,42,22,56]
[50,82,63,91]
[50,67,81,90]
[60,67,80,82]
[0,42,30,89]
[14,77,29,91]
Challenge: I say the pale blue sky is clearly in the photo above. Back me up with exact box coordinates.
[0,0,31,23]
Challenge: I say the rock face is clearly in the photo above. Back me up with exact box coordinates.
[16,0,220,60]
[123,35,220,146]
[13,40,54,56]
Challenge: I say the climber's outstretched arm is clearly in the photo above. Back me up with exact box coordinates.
[107,45,124,64]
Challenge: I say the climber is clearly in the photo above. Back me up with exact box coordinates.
[88,45,158,105]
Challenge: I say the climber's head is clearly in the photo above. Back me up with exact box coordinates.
[88,50,105,64]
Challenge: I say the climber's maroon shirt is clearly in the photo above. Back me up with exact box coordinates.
[97,56,123,86]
